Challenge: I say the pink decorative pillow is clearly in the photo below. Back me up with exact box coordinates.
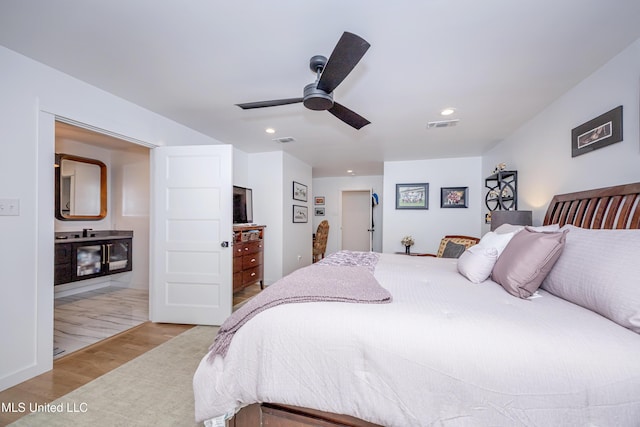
[491,227,568,298]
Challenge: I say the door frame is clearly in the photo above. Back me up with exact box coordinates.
[37,112,157,375]
[339,189,373,252]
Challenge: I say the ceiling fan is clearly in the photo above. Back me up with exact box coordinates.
[236,31,371,130]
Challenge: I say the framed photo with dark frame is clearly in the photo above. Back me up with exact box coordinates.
[395,183,429,209]
[441,187,468,208]
[293,205,308,223]
[293,181,308,202]
[571,105,623,157]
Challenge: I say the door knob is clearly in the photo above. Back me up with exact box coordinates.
[220,241,229,248]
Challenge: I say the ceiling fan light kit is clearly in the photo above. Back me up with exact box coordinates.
[236,31,371,130]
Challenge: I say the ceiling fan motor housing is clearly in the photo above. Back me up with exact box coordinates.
[303,83,334,110]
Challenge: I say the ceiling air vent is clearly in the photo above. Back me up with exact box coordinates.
[273,137,296,143]
[426,119,460,129]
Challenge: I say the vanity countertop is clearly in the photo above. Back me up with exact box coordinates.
[54,230,133,244]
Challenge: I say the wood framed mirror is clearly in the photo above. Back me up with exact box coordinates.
[55,153,107,220]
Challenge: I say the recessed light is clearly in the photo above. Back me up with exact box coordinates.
[440,108,456,116]
[347,170,353,174]
[265,128,276,134]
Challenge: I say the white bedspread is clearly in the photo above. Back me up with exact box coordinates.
[193,253,640,426]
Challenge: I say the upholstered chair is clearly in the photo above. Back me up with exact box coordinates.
[312,220,330,263]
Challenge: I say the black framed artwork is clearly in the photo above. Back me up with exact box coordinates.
[293,181,308,202]
[293,205,308,223]
[441,187,468,208]
[395,183,429,209]
[571,105,623,157]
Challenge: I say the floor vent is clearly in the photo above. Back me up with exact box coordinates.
[427,119,460,129]
[273,137,296,143]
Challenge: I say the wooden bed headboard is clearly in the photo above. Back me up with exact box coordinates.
[543,182,640,229]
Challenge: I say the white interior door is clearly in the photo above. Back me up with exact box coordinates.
[150,145,232,325]
[341,190,373,251]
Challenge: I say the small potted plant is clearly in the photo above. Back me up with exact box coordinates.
[401,235,415,254]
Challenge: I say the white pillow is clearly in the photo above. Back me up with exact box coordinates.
[529,223,560,232]
[494,224,525,235]
[478,231,515,257]
[457,245,499,283]
[541,225,640,333]
[495,223,560,234]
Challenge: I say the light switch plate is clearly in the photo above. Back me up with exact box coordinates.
[0,199,20,216]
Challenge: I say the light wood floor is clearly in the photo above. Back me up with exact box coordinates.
[0,322,193,425]
[0,284,262,425]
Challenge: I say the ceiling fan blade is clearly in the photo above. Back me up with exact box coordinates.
[328,102,370,130]
[317,32,370,94]
[236,98,303,109]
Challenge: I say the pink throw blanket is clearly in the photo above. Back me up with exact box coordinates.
[208,262,391,360]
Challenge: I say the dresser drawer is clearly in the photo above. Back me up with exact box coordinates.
[239,240,263,255]
[242,251,263,270]
[233,257,243,273]
[233,272,243,292]
[242,266,263,285]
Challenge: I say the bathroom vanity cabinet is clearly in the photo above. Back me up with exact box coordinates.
[54,231,133,285]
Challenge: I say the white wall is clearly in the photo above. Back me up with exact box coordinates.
[0,46,224,391]
[248,151,284,284]
[311,175,384,254]
[383,157,483,254]
[232,147,249,188]
[111,148,150,290]
[245,151,313,281]
[482,38,640,229]
[282,152,313,276]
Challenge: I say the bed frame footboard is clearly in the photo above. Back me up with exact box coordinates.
[228,403,382,427]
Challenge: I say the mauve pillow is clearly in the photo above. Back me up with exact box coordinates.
[457,245,499,283]
[542,225,640,333]
[492,227,568,298]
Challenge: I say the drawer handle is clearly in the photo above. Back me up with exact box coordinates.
[250,272,256,277]
[244,247,249,251]
[250,258,256,262]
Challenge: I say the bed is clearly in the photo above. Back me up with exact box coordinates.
[193,182,640,426]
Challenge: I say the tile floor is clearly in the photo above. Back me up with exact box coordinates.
[54,286,149,358]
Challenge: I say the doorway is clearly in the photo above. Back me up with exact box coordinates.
[341,190,372,251]
[53,121,151,358]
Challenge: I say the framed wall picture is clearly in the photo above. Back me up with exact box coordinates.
[571,105,623,157]
[315,207,325,216]
[314,196,325,205]
[441,187,468,208]
[395,183,429,209]
[293,205,308,223]
[293,181,308,202]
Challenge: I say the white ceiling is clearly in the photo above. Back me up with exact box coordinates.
[2,1,640,177]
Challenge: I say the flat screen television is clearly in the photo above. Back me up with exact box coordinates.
[233,185,253,224]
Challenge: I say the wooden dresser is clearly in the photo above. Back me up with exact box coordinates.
[233,225,265,293]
